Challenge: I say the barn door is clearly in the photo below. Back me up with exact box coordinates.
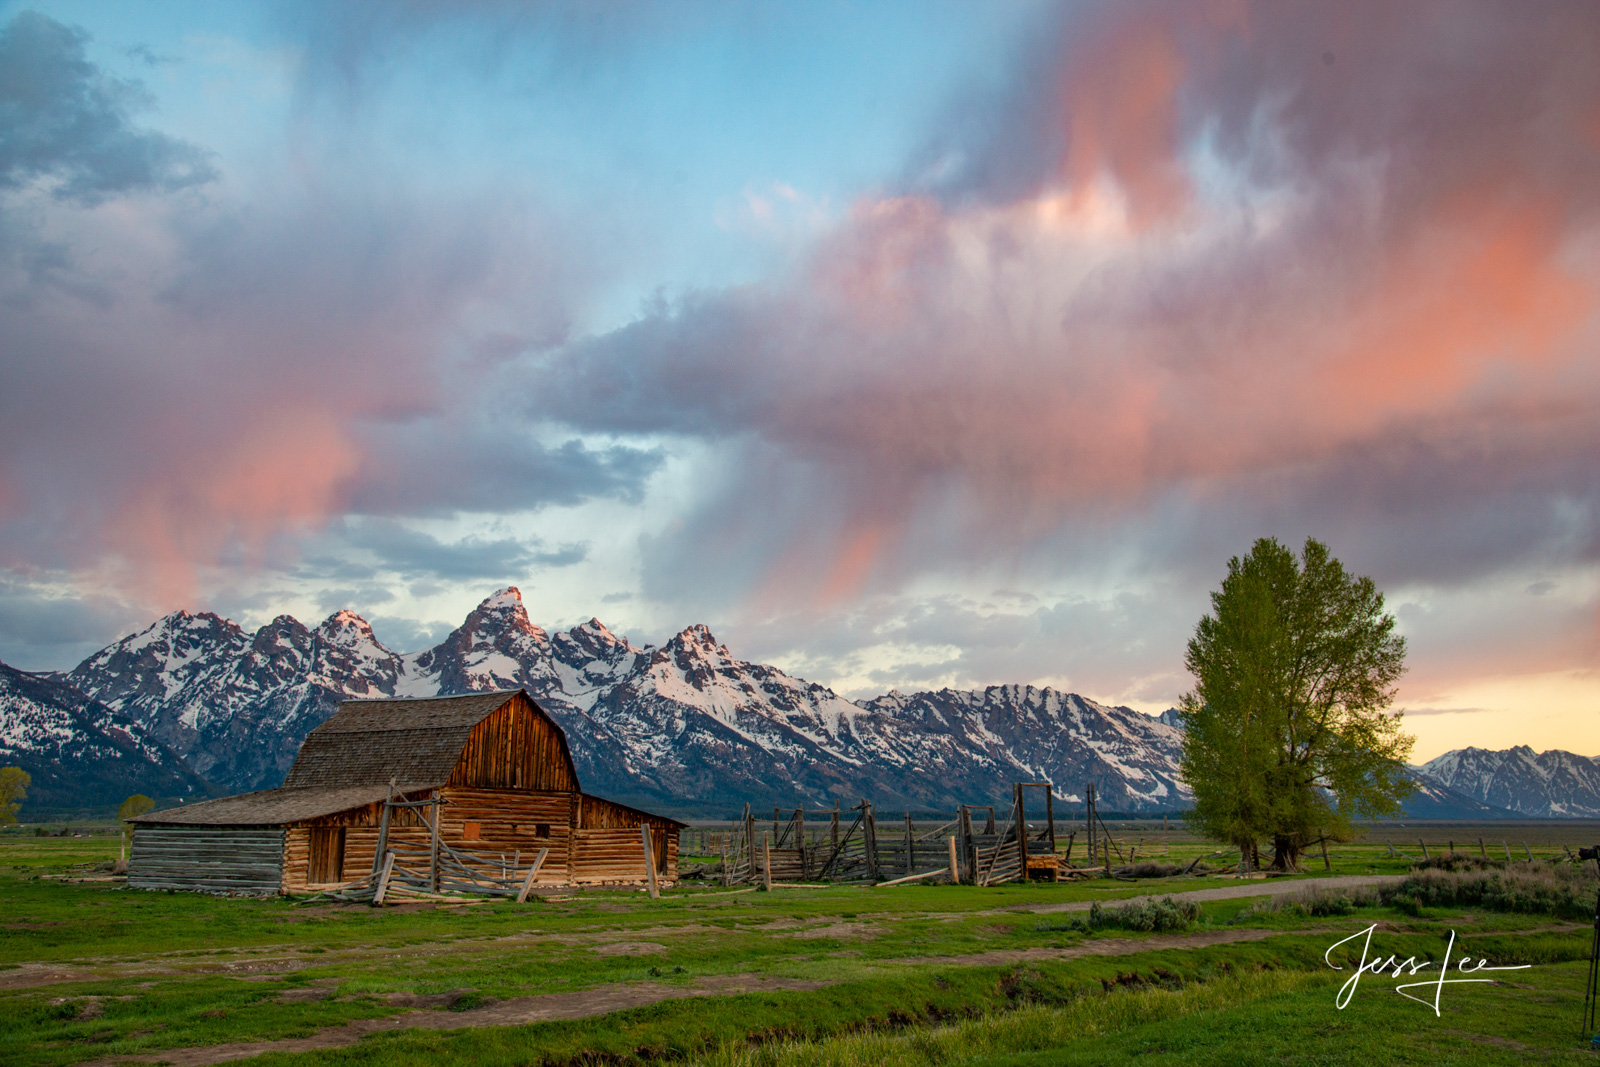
[309,827,346,884]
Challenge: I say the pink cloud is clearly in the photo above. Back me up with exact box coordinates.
[540,0,1600,619]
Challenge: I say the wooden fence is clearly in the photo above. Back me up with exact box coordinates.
[702,783,1095,888]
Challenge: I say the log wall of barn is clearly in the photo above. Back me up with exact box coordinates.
[570,827,680,884]
[130,825,285,895]
[281,788,684,890]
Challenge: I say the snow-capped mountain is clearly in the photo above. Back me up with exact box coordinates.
[46,588,1195,814]
[68,609,409,790]
[0,658,208,812]
[1420,746,1600,818]
[13,587,1574,820]
[1398,767,1519,820]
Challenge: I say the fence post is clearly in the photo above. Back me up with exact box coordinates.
[517,847,549,903]
[904,812,914,877]
[863,801,879,882]
[948,835,959,884]
[763,831,773,891]
[642,824,659,899]
[1085,783,1096,861]
[798,807,808,879]
[371,789,393,876]
[372,851,396,906]
[429,792,441,893]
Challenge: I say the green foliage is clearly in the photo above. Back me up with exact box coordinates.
[1040,896,1202,935]
[0,766,29,825]
[1178,537,1413,869]
[1410,851,1503,873]
[1237,862,1597,922]
[117,794,155,833]
[1389,863,1598,919]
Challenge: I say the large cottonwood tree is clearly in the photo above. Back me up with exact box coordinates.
[1178,537,1413,871]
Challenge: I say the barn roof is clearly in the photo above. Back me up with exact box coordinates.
[281,690,577,790]
[128,784,403,825]
[137,690,585,826]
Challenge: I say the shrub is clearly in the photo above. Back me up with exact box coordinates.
[1411,852,1504,873]
[1230,884,1382,922]
[1384,862,1597,919]
[1118,862,1188,879]
[1039,896,1203,935]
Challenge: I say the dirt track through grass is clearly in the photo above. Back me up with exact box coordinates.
[1020,873,1402,913]
[85,926,1319,1066]
[0,875,1404,994]
[84,974,831,1066]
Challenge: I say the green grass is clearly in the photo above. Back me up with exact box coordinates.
[1,835,1595,1066]
[690,961,1593,1066]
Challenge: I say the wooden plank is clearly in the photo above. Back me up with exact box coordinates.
[948,835,959,883]
[642,826,659,899]
[373,852,396,905]
[873,867,947,888]
[429,792,441,893]
[517,848,550,903]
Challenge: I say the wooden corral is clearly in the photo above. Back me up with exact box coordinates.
[711,782,1114,888]
[129,691,683,897]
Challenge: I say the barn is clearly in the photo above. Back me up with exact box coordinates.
[128,690,683,895]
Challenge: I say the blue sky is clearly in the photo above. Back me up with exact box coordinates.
[1,1,1598,762]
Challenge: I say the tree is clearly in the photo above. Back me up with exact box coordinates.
[118,794,155,832]
[1178,537,1413,871]
[0,767,30,826]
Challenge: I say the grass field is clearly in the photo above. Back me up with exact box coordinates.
[1,826,1596,1066]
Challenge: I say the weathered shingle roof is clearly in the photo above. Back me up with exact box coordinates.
[305,692,518,733]
[131,784,404,826]
[281,691,527,790]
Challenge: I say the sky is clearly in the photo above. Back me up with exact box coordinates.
[0,1,1597,763]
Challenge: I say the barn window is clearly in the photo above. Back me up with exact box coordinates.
[535,824,550,838]
[309,827,346,884]
[463,822,481,840]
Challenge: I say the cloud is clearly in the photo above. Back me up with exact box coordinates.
[0,573,149,671]
[527,0,1600,618]
[0,11,215,203]
[337,520,588,583]
[364,613,455,654]
[0,123,645,610]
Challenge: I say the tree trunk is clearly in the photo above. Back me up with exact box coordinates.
[1270,834,1301,872]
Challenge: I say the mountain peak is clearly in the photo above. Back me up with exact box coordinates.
[571,617,629,646]
[460,586,541,640]
[480,587,524,612]
[675,623,718,647]
[316,610,381,647]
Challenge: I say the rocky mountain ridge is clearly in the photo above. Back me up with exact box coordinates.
[0,659,209,812]
[3,587,1580,819]
[53,588,1193,813]
[1420,745,1600,819]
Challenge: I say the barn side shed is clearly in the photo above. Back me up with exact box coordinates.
[129,690,684,895]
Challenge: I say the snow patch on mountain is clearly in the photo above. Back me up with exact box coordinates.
[1421,745,1600,818]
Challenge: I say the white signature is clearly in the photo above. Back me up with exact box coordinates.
[1324,924,1530,1016]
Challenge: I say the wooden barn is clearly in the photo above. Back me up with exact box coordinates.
[128,690,683,896]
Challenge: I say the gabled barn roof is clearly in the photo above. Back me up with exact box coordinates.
[281,690,578,790]
[136,690,585,826]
